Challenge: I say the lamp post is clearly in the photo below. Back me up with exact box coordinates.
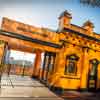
[22,52,26,76]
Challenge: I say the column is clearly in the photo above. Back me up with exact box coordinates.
[32,50,42,78]
[80,48,89,90]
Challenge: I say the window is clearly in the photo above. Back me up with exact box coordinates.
[89,59,99,77]
[48,53,56,73]
[65,54,79,75]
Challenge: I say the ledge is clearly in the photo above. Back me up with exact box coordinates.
[0,30,62,49]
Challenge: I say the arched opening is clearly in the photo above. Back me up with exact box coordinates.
[64,54,79,75]
[4,50,36,76]
[88,59,99,91]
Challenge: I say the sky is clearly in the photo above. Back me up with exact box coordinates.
[0,0,100,62]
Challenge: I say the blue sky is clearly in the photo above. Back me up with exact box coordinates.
[0,0,100,33]
[0,0,100,61]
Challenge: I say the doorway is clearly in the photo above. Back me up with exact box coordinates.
[87,59,99,91]
[4,49,36,76]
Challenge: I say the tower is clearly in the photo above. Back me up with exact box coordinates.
[83,20,94,34]
[58,10,72,32]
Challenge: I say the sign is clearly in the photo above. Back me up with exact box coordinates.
[1,17,43,36]
[1,17,59,44]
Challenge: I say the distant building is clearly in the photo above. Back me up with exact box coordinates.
[9,59,32,67]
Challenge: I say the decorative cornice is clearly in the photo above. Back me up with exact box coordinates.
[0,30,62,49]
[63,27,100,42]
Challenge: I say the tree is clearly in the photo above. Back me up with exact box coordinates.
[80,0,100,7]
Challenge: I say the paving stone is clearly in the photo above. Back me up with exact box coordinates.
[0,75,62,100]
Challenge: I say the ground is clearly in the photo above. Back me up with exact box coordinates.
[60,91,100,100]
[0,74,62,100]
[0,74,100,100]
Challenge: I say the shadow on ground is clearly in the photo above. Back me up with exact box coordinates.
[59,91,100,100]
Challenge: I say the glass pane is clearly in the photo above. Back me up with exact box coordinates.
[65,55,78,75]
[90,64,97,76]
[67,60,76,73]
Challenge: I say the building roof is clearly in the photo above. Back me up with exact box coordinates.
[83,20,94,28]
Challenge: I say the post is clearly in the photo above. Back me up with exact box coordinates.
[32,50,42,79]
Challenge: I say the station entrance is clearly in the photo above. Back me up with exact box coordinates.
[0,40,57,87]
[0,17,62,98]
[0,40,61,99]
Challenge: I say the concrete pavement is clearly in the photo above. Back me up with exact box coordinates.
[0,74,62,100]
[1,74,100,100]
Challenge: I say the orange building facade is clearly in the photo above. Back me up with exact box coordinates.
[0,10,100,92]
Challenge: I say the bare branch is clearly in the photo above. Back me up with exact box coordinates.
[80,0,100,7]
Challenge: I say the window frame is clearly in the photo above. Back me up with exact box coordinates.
[64,54,79,75]
[89,59,99,77]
